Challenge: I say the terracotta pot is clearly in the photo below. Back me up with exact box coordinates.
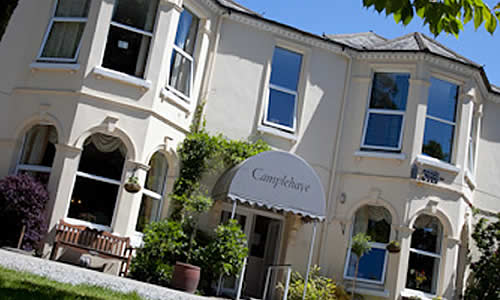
[386,243,401,253]
[171,262,201,293]
[124,182,141,193]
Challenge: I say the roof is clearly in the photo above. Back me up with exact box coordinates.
[493,85,500,94]
[215,0,259,16]
[325,32,387,50]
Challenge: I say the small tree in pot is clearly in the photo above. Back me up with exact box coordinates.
[350,233,372,299]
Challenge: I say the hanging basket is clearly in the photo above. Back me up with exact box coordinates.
[386,241,401,253]
[124,180,141,193]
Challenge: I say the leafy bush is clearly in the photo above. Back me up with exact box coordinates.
[0,174,49,250]
[277,265,350,300]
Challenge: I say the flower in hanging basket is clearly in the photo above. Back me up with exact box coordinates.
[124,176,141,193]
[386,240,401,253]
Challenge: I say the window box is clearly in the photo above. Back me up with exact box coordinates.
[92,66,152,90]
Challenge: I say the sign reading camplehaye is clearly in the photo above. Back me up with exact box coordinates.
[251,168,311,193]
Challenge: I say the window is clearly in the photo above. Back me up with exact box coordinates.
[344,205,392,284]
[16,125,58,185]
[167,8,199,99]
[422,78,459,163]
[361,73,410,151]
[264,47,303,132]
[38,0,90,62]
[102,0,159,77]
[406,215,443,295]
[467,116,477,174]
[68,133,126,226]
[136,152,168,232]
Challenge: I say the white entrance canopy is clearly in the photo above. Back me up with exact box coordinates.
[213,150,326,221]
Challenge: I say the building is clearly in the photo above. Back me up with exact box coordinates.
[0,0,499,299]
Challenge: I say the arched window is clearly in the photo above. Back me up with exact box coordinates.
[344,205,392,284]
[406,214,443,295]
[135,152,168,232]
[17,124,58,185]
[68,133,126,226]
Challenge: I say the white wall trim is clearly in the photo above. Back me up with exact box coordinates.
[354,151,407,161]
[30,62,80,73]
[92,66,152,90]
[415,154,460,174]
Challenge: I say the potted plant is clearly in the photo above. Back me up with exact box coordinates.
[350,233,372,300]
[124,176,141,193]
[171,190,213,293]
[386,240,401,253]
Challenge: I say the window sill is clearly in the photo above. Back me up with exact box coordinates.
[257,125,298,142]
[401,288,441,300]
[354,150,406,161]
[63,218,112,232]
[464,169,477,189]
[160,88,191,112]
[92,66,151,91]
[30,62,80,73]
[346,285,390,298]
[415,154,460,174]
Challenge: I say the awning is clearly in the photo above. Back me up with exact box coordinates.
[213,150,326,221]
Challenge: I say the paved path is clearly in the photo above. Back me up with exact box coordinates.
[0,248,224,300]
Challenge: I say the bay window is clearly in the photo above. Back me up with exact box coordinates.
[344,205,392,284]
[136,152,169,232]
[68,133,126,226]
[264,47,303,132]
[16,125,58,185]
[467,116,477,174]
[102,0,159,78]
[422,78,459,163]
[167,8,199,99]
[406,214,443,295]
[38,0,90,62]
[361,73,410,151]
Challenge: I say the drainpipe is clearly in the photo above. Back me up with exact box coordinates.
[316,48,353,267]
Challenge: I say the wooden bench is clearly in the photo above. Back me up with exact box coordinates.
[50,220,134,276]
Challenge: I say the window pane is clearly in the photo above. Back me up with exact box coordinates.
[353,205,392,243]
[55,0,90,18]
[363,113,403,148]
[68,176,119,226]
[346,248,386,282]
[267,88,295,129]
[369,73,410,110]
[411,215,442,254]
[78,134,126,180]
[406,252,440,294]
[270,47,302,91]
[422,118,454,163]
[20,125,58,167]
[102,25,151,77]
[169,50,192,97]
[112,0,158,32]
[136,195,161,232]
[41,22,85,59]
[427,77,458,122]
[18,171,51,186]
[174,9,199,55]
[145,152,168,193]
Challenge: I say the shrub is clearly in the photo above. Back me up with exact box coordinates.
[277,265,350,300]
[0,174,49,250]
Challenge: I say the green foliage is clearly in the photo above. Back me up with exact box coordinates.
[351,233,372,258]
[203,220,249,279]
[465,212,500,300]
[277,265,350,300]
[362,0,500,36]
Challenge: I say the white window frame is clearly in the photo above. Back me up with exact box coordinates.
[467,114,477,176]
[166,7,199,103]
[262,46,304,133]
[343,238,389,285]
[37,0,88,63]
[360,73,409,151]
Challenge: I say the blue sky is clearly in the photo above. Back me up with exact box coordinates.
[236,0,500,87]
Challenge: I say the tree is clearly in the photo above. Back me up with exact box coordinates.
[465,212,500,300]
[350,233,372,300]
[0,0,18,42]
[363,0,500,37]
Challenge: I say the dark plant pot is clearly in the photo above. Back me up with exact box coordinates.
[386,243,401,253]
[124,182,141,193]
[172,262,201,293]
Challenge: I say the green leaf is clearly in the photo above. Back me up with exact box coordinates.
[486,14,498,33]
[474,6,484,28]
[495,2,500,10]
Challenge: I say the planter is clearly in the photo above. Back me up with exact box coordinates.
[124,182,141,193]
[171,262,201,293]
[386,242,401,253]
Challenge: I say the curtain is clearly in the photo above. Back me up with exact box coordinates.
[414,214,442,238]
[145,152,168,193]
[169,50,191,96]
[84,133,127,157]
[353,205,392,236]
[20,125,57,166]
[42,22,85,59]
[55,0,90,18]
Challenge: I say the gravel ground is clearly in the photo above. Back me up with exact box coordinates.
[0,248,225,300]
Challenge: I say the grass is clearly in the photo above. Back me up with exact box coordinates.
[0,265,145,299]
